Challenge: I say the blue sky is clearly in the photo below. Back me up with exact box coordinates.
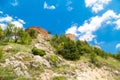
[0,0,120,53]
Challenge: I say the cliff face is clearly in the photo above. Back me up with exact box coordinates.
[26,26,49,38]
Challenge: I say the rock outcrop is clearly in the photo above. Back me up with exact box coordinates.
[26,26,49,38]
[66,33,76,41]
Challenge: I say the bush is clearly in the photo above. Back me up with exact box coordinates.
[57,36,80,60]
[0,49,3,58]
[32,48,46,56]
[49,55,59,66]
[90,52,101,67]
[90,52,97,64]
[115,51,120,61]
[51,76,66,80]
[51,35,80,60]
[27,29,38,39]
[19,30,32,45]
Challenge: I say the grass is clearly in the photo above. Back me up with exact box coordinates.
[51,75,66,80]
[0,67,17,80]
[96,56,120,70]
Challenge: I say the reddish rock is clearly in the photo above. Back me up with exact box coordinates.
[66,33,76,41]
[26,26,48,38]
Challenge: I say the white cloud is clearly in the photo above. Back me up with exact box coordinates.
[66,25,78,36]
[66,10,120,42]
[0,11,25,29]
[44,1,56,10]
[85,0,111,13]
[11,21,24,28]
[11,0,18,6]
[0,15,13,22]
[114,19,120,30]
[116,43,120,49]
[79,32,96,41]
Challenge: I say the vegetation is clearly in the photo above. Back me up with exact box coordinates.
[50,35,110,61]
[115,51,120,61]
[0,26,4,41]
[27,28,38,39]
[0,23,36,45]
[51,35,80,60]
[0,23,120,80]
[49,55,59,66]
[0,49,3,58]
[32,48,46,56]
[51,76,66,80]
[0,67,17,80]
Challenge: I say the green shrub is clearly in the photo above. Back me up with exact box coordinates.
[50,35,80,60]
[32,48,46,56]
[0,49,3,58]
[90,53,101,67]
[51,76,66,80]
[27,28,38,39]
[49,55,59,66]
[115,51,120,61]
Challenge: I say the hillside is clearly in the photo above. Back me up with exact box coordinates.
[0,26,120,80]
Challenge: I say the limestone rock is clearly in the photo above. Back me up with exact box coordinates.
[34,55,51,68]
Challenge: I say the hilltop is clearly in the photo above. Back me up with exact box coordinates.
[0,25,120,80]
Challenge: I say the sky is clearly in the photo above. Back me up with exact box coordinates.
[0,0,120,53]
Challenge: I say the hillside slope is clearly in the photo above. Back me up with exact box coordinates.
[0,34,120,80]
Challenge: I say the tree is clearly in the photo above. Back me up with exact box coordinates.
[0,26,4,41]
[76,40,93,55]
[13,27,21,43]
[51,35,80,60]
[18,29,32,44]
[4,24,14,42]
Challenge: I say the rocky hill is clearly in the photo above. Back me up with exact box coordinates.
[0,27,120,80]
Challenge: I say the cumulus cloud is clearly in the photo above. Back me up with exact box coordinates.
[116,43,120,49]
[85,0,111,13]
[0,11,25,29]
[66,25,78,36]
[66,10,120,42]
[44,1,56,10]
[11,0,18,6]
